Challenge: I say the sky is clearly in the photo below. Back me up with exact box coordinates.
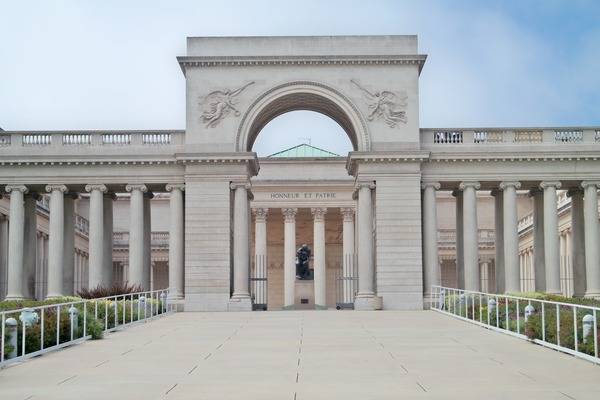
[1,0,599,156]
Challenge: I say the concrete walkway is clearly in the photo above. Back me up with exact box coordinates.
[1,311,599,399]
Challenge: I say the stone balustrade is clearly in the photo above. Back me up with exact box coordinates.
[422,128,600,145]
[0,130,184,149]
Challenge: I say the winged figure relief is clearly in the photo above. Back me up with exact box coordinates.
[200,81,255,128]
[351,80,407,127]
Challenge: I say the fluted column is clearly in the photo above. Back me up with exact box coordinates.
[0,216,8,300]
[569,188,586,296]
[540,181,562,294]
[143,191,153,290]
[582,181,600,298]
[23,193,38,299]
[126,184,147,288]
[422,182,440,301]
[491,189,504,293]
[452,190,464,289]
[460,181,480,291]
[85,184,107,288]
[480,261,489,292]
[312,207,327,309]
[282,208,297,309]
[103,192,115,286]
[5,185,28,299]
[166,184,185,300]
[500,181,521,293]
[46,184,67,298]
[230,183,251,310]
[340,207,355,304]
[355,182,376,310]
[62,192,77,295]
[253,208,268,307]
[530,188,546,291]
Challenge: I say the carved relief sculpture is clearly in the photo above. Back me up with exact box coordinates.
[351,79,407,127]
[200,81,255,127]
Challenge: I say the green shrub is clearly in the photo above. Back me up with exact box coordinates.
[0,296,80,312]
[77,282,144,299]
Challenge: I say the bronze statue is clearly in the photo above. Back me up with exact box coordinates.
[295,244,311,280]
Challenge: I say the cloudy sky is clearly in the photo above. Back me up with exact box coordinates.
[1,0,599,155]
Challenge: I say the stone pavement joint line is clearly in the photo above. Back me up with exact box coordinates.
[1,311,600,400]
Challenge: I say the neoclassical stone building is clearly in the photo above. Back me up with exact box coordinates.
[1,35,599,311]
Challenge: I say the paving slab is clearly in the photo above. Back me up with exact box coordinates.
[1,311,599,399]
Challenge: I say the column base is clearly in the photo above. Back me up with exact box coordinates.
[4,294,26,301]
[584,291,600,299]
[422,294,438,310]
[227,296,252,311]
[168,298,185,312]
[354,295,382,311]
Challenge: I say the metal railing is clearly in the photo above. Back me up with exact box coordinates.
[1,289,172,368]
[431,285,599,365]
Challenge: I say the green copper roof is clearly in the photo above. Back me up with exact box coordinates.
[268,143,340,158]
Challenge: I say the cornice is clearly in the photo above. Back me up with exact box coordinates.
[177,54,427,75]
[346,151,430,175]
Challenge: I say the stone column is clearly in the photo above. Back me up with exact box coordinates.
[0,216,8,299]
[62,193,77,296]
[282,208,297,309]
[142,191,153,290]
[582,181,600,298]
[568,189,586,296]
[491,189,504,293]
[5,185,28,299]
[312,207,327,309]
[126,184,147,288]
[229,183,251,311]
[540,181,562,294]
[500,181,521,293]
[166,184,185,301]
[460,181,480,291]
[103,192,115,286]
[452,190,464,289]
[253,208,268,306]
[85,184,107,288]
[340,207,355,304]
[480,261,489,292]
[46,184,67,298]
[422,182,440,302]
[23,193,38,299]
[355,182,377,310]
[530,188,546,291]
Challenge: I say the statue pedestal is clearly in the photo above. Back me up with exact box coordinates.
[294,280,314,310]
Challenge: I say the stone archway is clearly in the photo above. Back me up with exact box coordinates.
[236,81,371,153]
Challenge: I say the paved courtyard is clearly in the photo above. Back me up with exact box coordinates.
[1,311,599,399]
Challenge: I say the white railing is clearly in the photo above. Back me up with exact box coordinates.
[63,133,92,145]
[22,134,52,146]
[1,289,172,368]
[431,285,599,365]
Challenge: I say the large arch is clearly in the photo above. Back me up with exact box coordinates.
[236,81,371,153]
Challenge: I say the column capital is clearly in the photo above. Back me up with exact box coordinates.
[165,183,185,192]
[85,184,107,193]
[421,182,440,190]
[125,184,148,193]
[499,181,521,190]
[230,182,251,191]
[581,180,600,189]
[355,181,375,191]
[282,208,297,223]
[45,184,68,193]
[340,207,355,222]
[540,181,562,190]
[459,181,480,191]
[5,184,28,194]
[311,207,327,221]
[253,208,269,222]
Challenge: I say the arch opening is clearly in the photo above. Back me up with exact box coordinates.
[236,82,370,153]
[252,110,353,157]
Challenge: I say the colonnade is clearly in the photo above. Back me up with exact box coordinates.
[2,183,185,301]
[229,183,371,310]
[423,180,600,298]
